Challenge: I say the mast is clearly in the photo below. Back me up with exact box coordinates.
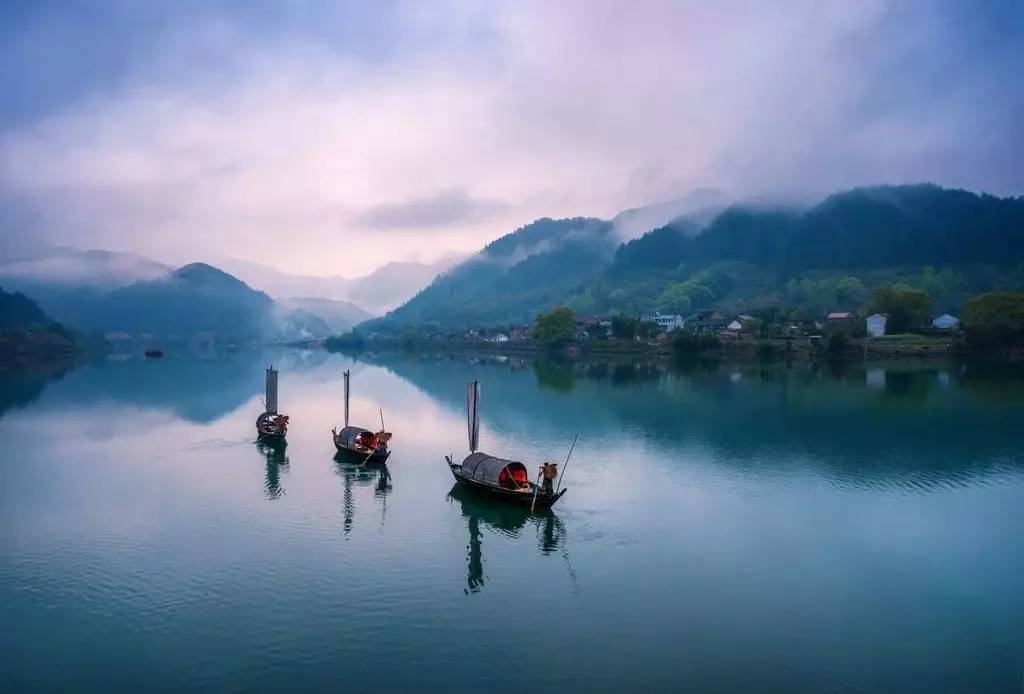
[343,369,350,427]
[265,366,278,414]
[466,380,480,453]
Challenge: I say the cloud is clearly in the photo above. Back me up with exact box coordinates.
[0,1,1021,275]
[357,188,509,230]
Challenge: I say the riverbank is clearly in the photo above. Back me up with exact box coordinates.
[318,333,987,363]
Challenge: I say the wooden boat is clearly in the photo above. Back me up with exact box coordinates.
[255,366,288,442]
[331,369,391,463]
[445,380,568,507]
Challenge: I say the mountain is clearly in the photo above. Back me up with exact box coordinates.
[370,184,1024,329]
[0,247,170,289]
[573,184,1024,317]
[0,286,76,366]
[344,257,464,314]
[213,254,463,314]
[611,187,731,240]
[280,297,372,333]
[369,217,615,329]
[0,286,50,331]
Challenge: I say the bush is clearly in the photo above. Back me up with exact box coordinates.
[672,331,720,355]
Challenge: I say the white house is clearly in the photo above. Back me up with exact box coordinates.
[726,320,743,331]
[932,314,960,330]
[866,313,887,337]
[645,313,686,332]
[489,333,510,343]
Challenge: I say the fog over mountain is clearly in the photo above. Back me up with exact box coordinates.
[1,2,1020,277]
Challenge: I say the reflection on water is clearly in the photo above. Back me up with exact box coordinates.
[257,440,289,500]
[447,485,569,594]
[333,457,393,536]
[1,349,1023,692]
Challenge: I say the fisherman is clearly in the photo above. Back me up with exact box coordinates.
[539,462,558,494]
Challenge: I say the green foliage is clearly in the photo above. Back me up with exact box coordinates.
[656,283,693,315]
[0,287,49,331]
[671,330,720,355]
[323,330,366,352]
[826,332,849,355]
[963,292,1024,326]
[533,306,576,344]
[868,284,932,333]
[962,292,1024,350]
[611,314,639,340]
[835,276,866,308]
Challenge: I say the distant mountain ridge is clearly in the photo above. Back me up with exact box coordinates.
[213,254,463,314]
[367,184,1024,329]
[368,217,614,328]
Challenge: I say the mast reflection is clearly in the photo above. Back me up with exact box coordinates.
[256,440,289,500]
[447,485,570,594]
[333,454,393,537]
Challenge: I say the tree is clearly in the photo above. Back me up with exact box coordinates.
[835,276,866,309]
[611,314,639,340]
[533,306,576,344]
[868,284,931,333]
[656,283,693,315]
[962,292,1024,349]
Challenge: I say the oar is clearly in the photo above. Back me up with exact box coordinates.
[555,434,579,494]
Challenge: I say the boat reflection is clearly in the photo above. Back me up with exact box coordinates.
[447,485,570,594]
[256,440,289,500]
[333,455,393,537]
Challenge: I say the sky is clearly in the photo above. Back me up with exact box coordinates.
[0,0,1022,276]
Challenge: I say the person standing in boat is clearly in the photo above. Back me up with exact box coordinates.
[539,462,558,494]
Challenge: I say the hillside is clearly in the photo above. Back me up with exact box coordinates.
[0,286,76,366]
[369,184,1024,330]
[368,217,615,329]
[280,297,372,333]
[214,254,462,314]
[0,286,49,331]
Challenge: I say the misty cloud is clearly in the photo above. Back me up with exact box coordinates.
[0,1,1021,275]
[356,189,509,230]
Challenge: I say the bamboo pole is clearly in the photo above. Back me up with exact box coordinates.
[555,434,579,494]
[530,468,543,513]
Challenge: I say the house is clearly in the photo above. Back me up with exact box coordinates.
[866,313,887,337]
[509,325,530,341]
[643,312,685,332]
[726,319,743,332]
[686,310,727,334]
[932,314,960,330]
[827,311,855,322]
[489,333,509,343]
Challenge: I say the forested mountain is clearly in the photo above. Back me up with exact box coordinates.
[368,217,614,329]
[0,287,50,331]
[369,185,1024,329]
[0,251,352,342]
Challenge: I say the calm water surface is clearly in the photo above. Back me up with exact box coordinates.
[2,351,1023,693]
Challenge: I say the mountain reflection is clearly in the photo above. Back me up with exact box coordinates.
[367,352,1024,494]
[257,440,289,500]
[333,457,393,537]
[447,485,567,594]
[0,347,328,424]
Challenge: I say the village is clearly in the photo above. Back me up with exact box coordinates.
[345,305,971,361]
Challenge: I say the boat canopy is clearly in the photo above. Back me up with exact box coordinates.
[460,452,528,487]
[337,425,375,447]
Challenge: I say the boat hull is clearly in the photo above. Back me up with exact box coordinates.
[447,463,566,507]
[334,441,390,464]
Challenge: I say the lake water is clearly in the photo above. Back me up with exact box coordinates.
[2,350,1023,693]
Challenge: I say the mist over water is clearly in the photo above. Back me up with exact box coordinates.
[1,350,1022,692]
